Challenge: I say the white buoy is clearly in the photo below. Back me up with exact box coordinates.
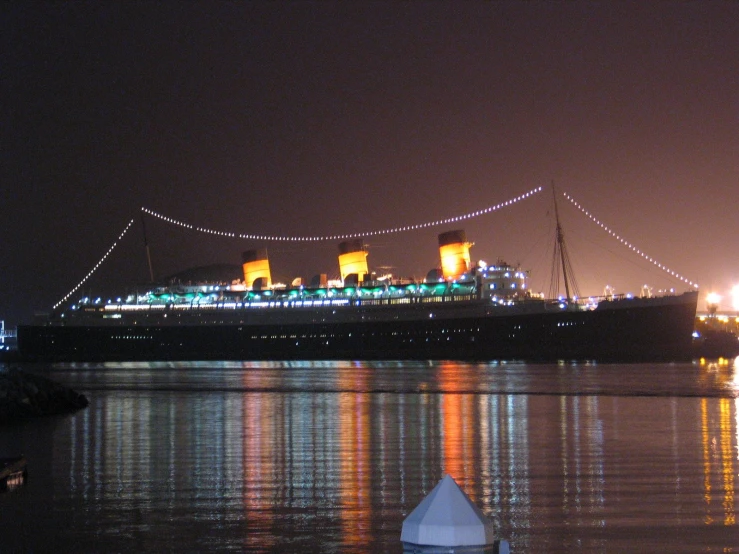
[401,474,509,553]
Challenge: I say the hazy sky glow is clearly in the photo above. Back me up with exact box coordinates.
[2,1,737,326]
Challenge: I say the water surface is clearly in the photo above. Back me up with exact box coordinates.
[1,360,738,552]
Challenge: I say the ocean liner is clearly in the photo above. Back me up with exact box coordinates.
[17,210,698,362]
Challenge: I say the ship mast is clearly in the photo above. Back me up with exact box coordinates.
[549,182,580,302]
[141,215,155,283]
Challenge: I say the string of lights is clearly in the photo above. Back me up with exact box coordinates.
[141,186,543,242]
[53,219,136,309]
[563,192,699,289]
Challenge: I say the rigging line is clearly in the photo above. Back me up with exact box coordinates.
[516,224,552,269]
[562,192,699,289]
[141,186,544,242]
[576,229,684,283]
[53,219,136,310]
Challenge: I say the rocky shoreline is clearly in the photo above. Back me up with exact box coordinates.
[0,368,88,423]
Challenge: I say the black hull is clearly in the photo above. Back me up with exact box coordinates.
[17,293,698,363]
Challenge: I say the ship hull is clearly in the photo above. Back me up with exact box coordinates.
[17,292,698,362]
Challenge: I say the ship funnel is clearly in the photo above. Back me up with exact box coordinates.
[310,274,328,288]
[242,248,272,290]
[338,240,368,284]
[438,230,472,280]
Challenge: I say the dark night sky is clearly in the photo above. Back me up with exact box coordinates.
[1,1,737,327]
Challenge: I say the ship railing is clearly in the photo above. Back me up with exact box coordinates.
[96,288,681,317]
[542,290,679,311]
[96,289,481,315]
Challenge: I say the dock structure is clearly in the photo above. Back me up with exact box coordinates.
[0,320,16,349]
[0,456,27,491]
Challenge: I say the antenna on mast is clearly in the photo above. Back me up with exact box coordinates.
[549,181,580,301]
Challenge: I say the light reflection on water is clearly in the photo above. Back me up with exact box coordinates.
[0,360,738,552]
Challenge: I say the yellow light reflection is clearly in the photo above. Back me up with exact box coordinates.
[702,399,714,524]
[701,397,738,527]
[338,372,371,549]
[720,399,735,525]
[438,363,476,493]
